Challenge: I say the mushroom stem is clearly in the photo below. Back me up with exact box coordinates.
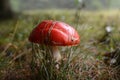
[51,46,61,62]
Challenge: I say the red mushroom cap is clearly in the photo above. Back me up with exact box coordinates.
[29,20,80,46]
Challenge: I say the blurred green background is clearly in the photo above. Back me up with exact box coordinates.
[10,0,120,11]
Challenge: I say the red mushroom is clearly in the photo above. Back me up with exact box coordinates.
[29,20,80,62]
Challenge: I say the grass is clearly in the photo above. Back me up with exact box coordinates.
[0,9,120,80]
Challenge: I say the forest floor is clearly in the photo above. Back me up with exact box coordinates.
[0,9,120,80]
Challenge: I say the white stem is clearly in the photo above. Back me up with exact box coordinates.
[51,46,61,62]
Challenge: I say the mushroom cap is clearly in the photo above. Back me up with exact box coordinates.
[29,20,80,46]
